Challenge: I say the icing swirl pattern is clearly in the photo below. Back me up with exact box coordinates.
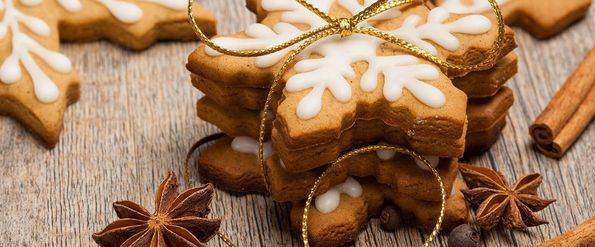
[315,177,363,214]
[440,0,510,14]
[206,0,492,120]
[0,0,186,103]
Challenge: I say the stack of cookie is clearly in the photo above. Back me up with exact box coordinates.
[187,0,517,245]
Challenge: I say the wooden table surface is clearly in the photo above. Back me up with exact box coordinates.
[0,1,593,246]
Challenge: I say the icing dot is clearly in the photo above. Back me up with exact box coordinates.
[58,0,83,12]
[231,136,273,161]
[375,145,441,172]
[34,76,60,103]
[315,190,341,214]
[143,0,187,10]
[315,177,363,214]
[441,0,511,14]
[296,85,325,120]
[98,0,144,24]
[20,15,51,37]
[377,150,395,161]
[376,142,396,161]
[0,54,22,84]
[40,51,73,74]
[414,156,440,171]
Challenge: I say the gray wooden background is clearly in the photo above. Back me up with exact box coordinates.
[0,0,593,246]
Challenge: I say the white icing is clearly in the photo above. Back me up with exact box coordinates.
[376,150,395,161]
[13,10,50,36]
[376,142,395,161]
[29,0,187,23]
[286,35,369,120]
[144,0,187,10]
[231,136,273,161]
[413,155,440,171]
[19,0,41,6]
[362,54,445,107]
[375,144,440,171]
[205,0,396,67]
[205,0,492,120]
[96,0,144,24]
[206,23,305,68]
[338,0,401,21]
[262,0,334,28]
[287,34,446,120]
[1,0,187,103]
[0,0,73,103]
[0,2,50,38]
[315,177,362,214]
[440,0,510,14]
[388,7,491,55]
[57,0,82,12]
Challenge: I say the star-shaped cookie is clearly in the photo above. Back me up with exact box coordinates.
[0,0,216,147]
[188,0,515,171]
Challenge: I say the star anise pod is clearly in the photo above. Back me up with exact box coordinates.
[459,164,556,230]
[93,172,221,247]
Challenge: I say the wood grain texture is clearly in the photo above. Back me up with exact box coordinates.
[0,1,593,246]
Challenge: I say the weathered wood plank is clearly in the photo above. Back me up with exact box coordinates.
[0,0,593,246]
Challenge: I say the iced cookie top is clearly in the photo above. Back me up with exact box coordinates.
[188,0,511,160]
[205,0,493,120]
[0,0,189,103]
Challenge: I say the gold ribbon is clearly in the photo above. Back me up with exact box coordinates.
[187,0,505,246]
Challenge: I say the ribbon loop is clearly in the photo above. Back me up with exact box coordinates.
[189,0,505,72]
[300,145,446,247]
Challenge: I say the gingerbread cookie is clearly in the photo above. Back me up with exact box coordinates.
[434,0,592,38]
[197,136,271,193]
[198,135,460,202]
[188,0,517,172]
[453,53,517,98]
[190,52,517,111]
[290,178,469,247]
[467,86,513,131]
[267,152,458,202]
[465,86,513,152]
[0,0,216,147]
[199,99,467,173]
[195,86,513,155]
[466,113,507,153]
[197,137,468,246]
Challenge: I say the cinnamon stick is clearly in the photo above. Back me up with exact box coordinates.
[530,47,595,158]
[537,217,595,247]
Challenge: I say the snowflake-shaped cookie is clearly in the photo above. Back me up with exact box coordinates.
[189,0,510,166]
[435,0,592,38]
[0,0,216,147]
[206,0,491,120]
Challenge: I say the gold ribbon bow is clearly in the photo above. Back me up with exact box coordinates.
[187,0,505,246]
